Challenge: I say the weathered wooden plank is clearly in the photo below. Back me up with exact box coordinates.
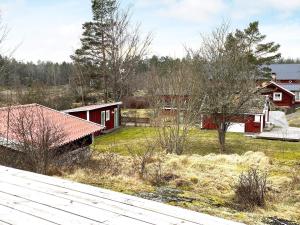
[0,182,117,224]
[0,221,11,225]
[0,166,245,225]
[0,204,57,225]
[0,191,103,225]
[0,222,12,225]
[0,173,197,225]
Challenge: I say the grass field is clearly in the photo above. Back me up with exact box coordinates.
[121,108,153,118]
[93,127,300,159]
[64,127,300,225]
[287,109,300,128]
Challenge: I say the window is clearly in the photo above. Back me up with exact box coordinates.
[101,111,105,126]
[295,92,300,101]
[106,110,110,121]
[254,115,261,123]
[273,92,282,101]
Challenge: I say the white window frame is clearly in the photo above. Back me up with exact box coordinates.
[101,111,106,126]
[106,110,110,121]
[273,92,282,101]
[254,115,260,123]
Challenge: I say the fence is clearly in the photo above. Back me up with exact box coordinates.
[121,117,151,126]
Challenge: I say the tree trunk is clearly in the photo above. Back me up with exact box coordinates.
[217,123,226,153]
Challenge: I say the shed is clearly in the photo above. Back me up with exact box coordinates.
[201,98,270,134]
[62,102,122,131]
[0,104,104,149]
[0,104,104,167]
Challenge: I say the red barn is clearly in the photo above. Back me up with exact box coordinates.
[62,102,122,132]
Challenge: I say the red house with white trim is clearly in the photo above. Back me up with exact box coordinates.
[263,64,300,108]
[62,102,122,132]
[201,104,270,134]
[262,81,295,108]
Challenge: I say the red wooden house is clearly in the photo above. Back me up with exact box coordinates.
[263,64,300,108]
[62,102,122,132]
[262,81,296,109]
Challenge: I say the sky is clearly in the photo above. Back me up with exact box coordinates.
[1,0,300,63]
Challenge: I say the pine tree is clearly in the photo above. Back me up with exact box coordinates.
[71,0,117,102]
[226,21,281,78]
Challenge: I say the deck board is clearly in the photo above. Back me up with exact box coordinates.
[0,166,245,225]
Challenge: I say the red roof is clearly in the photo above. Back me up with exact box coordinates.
[0,104,104,147]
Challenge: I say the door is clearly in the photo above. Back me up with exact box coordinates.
[101,111,106,126]
[114,107,119,128]
[227,123,245,133]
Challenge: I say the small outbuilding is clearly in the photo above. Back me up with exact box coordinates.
[0,103,104,169]
[201,99,270,134]
[62,102,122,132]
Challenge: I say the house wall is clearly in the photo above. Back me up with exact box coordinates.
[68,105,121,131]
[69,111,87,120]
[202,114,263,133]
[244,115,263,133]
[263,83,295,108]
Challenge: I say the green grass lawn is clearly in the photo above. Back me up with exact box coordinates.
[93,127,300,162]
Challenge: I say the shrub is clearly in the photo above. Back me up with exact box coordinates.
[234,168,268,209]
[129,144,156,179]
[90,152,122,176]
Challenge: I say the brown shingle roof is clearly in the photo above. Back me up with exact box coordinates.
[0,104,104,147]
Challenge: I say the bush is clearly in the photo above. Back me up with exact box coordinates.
[88,152,122,176]
[234,168,268,209]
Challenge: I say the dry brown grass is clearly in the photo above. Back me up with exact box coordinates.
[62,151,300,225]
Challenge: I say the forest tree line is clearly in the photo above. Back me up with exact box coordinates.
[1,55,299,88]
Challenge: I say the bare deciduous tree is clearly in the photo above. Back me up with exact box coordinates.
[72,0,152,103]
[1,106,66,174]
[109,7,152,101]
[190,24,260,152]
[148,61,201,155]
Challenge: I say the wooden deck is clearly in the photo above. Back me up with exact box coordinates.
[0,166,245,225]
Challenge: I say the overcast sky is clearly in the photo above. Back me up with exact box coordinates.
[1,0,300,63]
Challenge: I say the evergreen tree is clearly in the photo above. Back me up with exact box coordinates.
[226,21,281,78]
[71,0,117,102]
[71,0,151,102]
